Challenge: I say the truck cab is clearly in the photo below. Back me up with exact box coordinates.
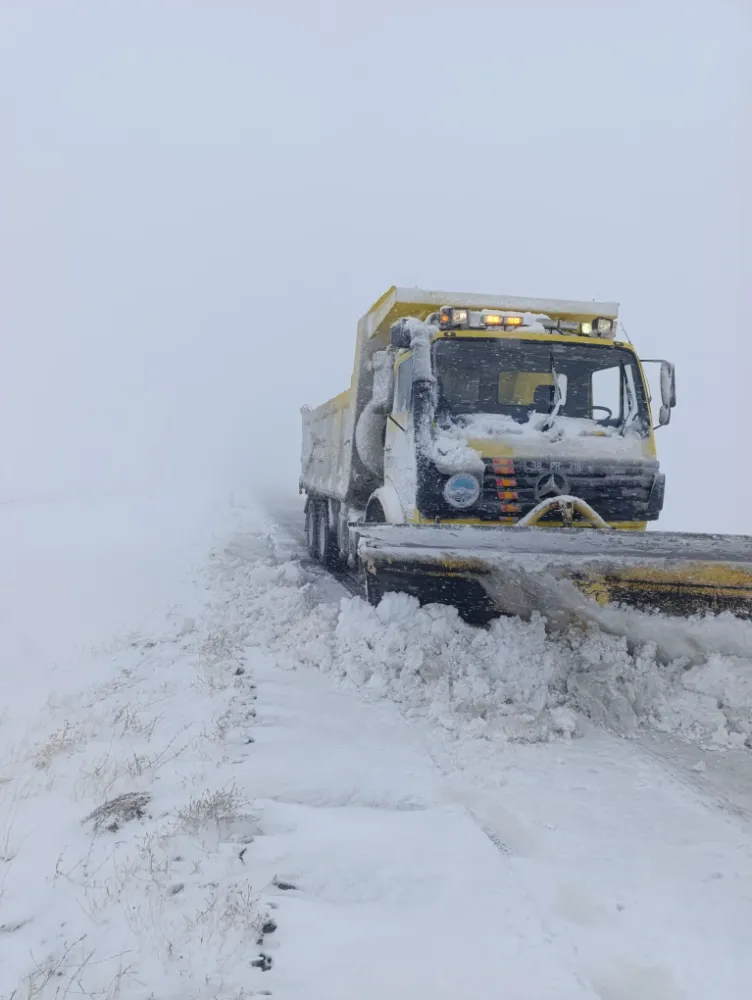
[374,304,676,531]
[301,286,678,580]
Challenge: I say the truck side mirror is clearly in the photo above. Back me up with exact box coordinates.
[660,361,677,409]
[641,358,676,429]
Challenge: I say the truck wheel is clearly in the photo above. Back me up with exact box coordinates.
[316,502,338,569]
[305,501,318,558]
[364,571,383,607]
[365,498,386,523]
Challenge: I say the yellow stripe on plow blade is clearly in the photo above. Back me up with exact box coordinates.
[357,524,752,623]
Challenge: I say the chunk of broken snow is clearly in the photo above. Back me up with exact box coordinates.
[550,705,578,737]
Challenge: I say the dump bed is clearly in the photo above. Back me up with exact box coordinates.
[300,286,424,502]
[300,390,354,500]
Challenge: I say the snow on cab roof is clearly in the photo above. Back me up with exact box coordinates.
[361,285,619,341]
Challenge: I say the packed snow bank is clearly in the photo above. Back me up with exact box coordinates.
[224,514,752,749]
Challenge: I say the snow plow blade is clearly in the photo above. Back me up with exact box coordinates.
[357,524,752,624]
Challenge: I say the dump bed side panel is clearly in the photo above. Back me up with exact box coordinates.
[300,391,355,501]
[300,288,399,503]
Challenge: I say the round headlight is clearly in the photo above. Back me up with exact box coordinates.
[443,473,481,509]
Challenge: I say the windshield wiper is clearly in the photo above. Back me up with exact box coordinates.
[540,352,564,432]
[618,364,638,436]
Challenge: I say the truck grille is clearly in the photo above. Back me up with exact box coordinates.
[481,457,659,523]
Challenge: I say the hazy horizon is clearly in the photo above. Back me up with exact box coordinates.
[2,0,749,532]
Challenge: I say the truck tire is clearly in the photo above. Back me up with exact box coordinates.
[365,497,386,523]
[305,501,318,559]
[316,501,339,569]
[364,571,384,607]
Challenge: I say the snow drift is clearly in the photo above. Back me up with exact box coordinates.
[223,510,752,749]
[4,494,752,1000]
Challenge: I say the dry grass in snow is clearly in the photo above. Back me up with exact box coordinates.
[0,598,273,999]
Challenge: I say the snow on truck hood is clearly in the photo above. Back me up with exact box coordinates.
[435,413,649,468]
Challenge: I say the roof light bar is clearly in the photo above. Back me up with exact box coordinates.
[482,312,504,326]
[436,305,616,338]
[439,307,469,328]
[439,307,528,331]
[480,310,524,328]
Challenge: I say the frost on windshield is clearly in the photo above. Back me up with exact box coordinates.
[433,337,650,459]
[436,411,647,460]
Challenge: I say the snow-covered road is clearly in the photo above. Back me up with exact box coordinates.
[242,652,752,1000]
[2,491,752,999]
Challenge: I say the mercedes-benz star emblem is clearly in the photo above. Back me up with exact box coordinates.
[534,471,570,501]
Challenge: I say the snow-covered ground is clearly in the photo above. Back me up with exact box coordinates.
[2,491,752,999]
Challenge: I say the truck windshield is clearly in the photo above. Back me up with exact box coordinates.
[433,338,650,430]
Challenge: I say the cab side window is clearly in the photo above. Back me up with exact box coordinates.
[591,364,624,422]
[394,356,413,413]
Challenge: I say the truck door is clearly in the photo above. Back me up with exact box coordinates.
[385,354,418,519]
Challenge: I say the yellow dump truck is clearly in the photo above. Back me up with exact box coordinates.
[300,286,752,622]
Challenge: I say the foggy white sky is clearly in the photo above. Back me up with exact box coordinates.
[1,0,749,531]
